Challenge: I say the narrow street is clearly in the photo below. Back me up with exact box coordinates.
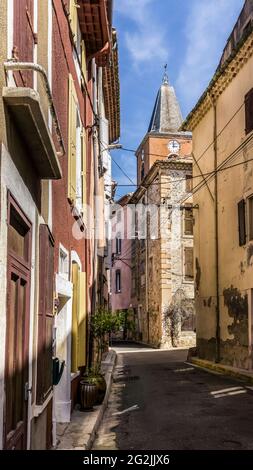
[93,344,253,450]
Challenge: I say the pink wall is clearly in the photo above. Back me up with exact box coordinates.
[111,198,132,312]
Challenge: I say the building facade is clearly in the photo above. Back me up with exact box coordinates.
[130,74,195,348]
[182,0,253,369]
[0,0,119,450]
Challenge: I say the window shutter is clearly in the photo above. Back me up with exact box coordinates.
[37,225,54,405]
[81,40,87,86]
[69,0,78,42]
[81,126,87,210]
[238,199,246,246]
[68,75,77,205]
[184,207,194,235]
[77,272,87,368]
[13,0,34,87]
[186,175,193,192]
[245,88,253,135]
[184,247,194,280]
[71,263,79,373]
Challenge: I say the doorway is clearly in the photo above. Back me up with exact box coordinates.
[4,194,31,449]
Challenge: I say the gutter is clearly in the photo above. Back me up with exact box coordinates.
[4,61,65,157]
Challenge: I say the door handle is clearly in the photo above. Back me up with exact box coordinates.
[24,382,32,401]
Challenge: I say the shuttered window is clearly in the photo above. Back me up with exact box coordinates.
[36,225,54,405]
[245,88,253,135]
[81,126,87,210]
[13,0,35,87]
[184,247,194,280]
[248,197,253,242]
[238,199,246,246]
[186,174,193,192]
[69,0,78,43]
[68,75,78,205]
[71,264,87,372]
[116,236,122,255]
[184,207,194,235]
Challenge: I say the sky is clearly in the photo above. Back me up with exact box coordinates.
[111,0,244,199]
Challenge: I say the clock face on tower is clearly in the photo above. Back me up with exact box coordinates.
[168,140,180,154]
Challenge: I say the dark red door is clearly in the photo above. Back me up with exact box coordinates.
[4,195,31,450]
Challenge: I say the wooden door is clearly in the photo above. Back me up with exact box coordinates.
[4,194,31,450]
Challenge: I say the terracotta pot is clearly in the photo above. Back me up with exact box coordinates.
[79,380,98,411]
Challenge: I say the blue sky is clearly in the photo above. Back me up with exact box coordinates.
[111,0,244,199]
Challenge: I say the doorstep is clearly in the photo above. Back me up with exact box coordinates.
[55,350,117,450]
[189,357,253,384]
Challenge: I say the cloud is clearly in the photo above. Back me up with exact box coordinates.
[115,0,168,66]
[177,0,244,113]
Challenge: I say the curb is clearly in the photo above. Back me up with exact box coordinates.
[189,357,253,384]
[56,349,117,450]
[86,349,117,450]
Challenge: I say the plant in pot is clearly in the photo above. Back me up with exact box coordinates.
[80,308,125,410]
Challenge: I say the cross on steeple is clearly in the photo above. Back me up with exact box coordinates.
[163,64,169,85]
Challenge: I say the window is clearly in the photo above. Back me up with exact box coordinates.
[186,174,193,192]
[184,247,194,281]
[131,268,136,295]
[141,162,145,180]
[245,88,253,135]
[37,225,54,405]
[116,270,121,293]
[116,236,122,255]
[184,206,194,236]
[68,75,78,205]
[238,199,246,245]
[248,196,253,241]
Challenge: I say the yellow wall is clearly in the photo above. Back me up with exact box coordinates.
[192,47,253,369]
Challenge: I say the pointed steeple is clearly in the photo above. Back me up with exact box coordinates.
[148,67,183,134]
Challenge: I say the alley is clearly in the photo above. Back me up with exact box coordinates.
[93,344,253,450]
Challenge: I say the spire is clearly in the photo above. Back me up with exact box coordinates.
[148,67,183,134]
[163,63,169,85]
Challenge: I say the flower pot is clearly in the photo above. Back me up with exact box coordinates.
[79,380,98,411]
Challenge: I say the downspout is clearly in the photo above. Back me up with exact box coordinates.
[208,92,220,363]
[145,191,150,344]
[4,61,65,157]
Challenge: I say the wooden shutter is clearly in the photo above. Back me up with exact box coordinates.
[71,265,87,371]
[13,0,34,87]
[77,272,87,368]
[238,199,246,246]
[184,247,194,280]
[245,88,253,135]
[68,75,77,205]
[82,127,87,210]
[71,263,79,373]
[81,40,87,86]
[69,0,78,42]
[186,175,193,192]
[184,207,194,235]
[37,225,54,405]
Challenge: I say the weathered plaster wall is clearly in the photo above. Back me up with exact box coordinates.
[192,52,253,369]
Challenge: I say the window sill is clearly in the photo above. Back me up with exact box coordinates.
[71,371,80,381]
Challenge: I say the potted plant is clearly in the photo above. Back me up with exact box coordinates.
[79,375,98,411]
[79,308,125,410]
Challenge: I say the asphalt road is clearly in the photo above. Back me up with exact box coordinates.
[93,343,253,450]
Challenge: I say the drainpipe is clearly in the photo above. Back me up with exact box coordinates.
[145,191,150,344]
[4,61,65,157]
[208,92,220,363]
